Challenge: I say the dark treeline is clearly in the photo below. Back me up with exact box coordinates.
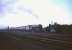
[55,24,72,32]
[45,23,72,32]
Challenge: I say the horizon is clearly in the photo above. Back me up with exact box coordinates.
[0,23,72,29]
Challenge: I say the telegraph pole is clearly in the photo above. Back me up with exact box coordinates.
[8,26,9,32]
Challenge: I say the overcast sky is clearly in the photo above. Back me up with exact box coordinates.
[0,0,72,27]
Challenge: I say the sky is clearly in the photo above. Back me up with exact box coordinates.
[0,0,72,27]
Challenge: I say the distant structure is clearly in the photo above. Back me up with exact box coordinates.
[48,21,56,32]
[49,24,56,32]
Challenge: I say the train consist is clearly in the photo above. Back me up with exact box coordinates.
[0,24,56,32]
